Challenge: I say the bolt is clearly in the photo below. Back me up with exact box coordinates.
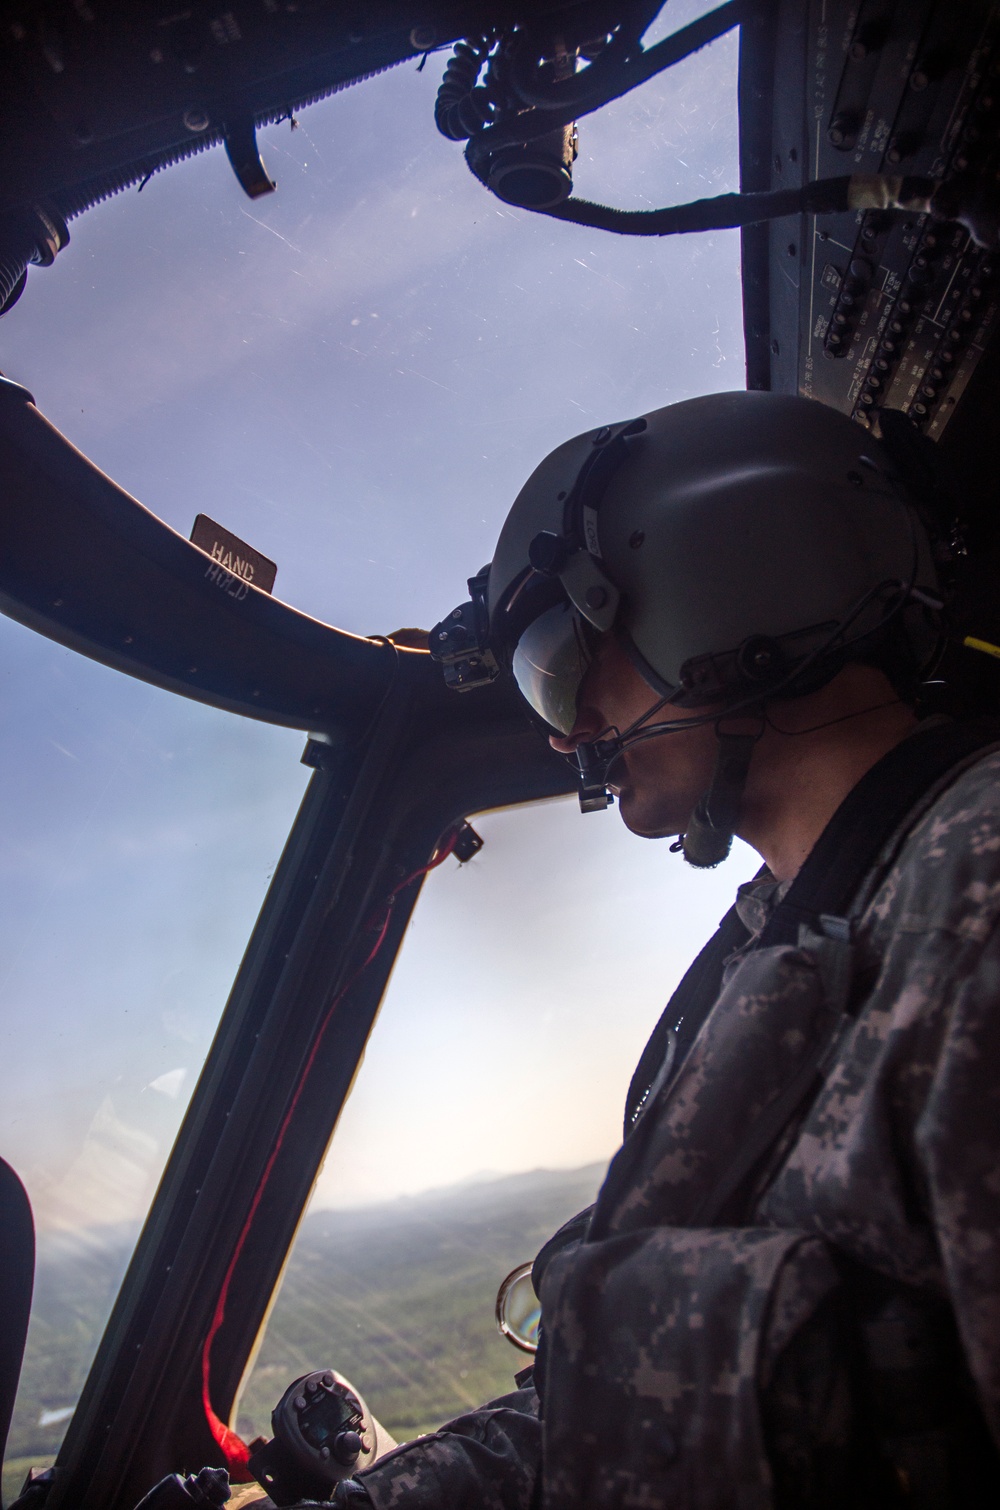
[827,110,858,147]
[409,25,437,50]
[183,108,210,132]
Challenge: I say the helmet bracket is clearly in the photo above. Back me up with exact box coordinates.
[559,549,619,631]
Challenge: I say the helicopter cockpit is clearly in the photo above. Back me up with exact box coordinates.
[2,3,1000,1507]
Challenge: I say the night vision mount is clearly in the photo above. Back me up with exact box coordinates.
[431,415,648,812]
[429,414,645,697]
[429,567,499,692]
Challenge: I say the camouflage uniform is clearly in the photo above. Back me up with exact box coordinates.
[356,744,1000,1508]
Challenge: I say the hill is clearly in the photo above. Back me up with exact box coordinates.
[236,1163,605,1442]
[4,1163,605,1502]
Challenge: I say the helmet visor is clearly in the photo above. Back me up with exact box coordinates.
[511,602,597,735]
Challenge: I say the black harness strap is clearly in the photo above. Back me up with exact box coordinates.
[761,717,1000,949]
[624,904,750,1134]
[623,719,1000,1139]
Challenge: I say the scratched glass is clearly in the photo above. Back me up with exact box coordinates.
[0,0,741,1494]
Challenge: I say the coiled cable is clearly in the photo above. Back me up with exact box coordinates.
[434,35,499,142]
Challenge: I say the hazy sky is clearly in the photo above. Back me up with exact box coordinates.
[0,0,752,1252]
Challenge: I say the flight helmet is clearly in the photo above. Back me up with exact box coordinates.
[431,391,942,864]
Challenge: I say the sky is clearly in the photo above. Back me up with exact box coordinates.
[0,7,755,1240]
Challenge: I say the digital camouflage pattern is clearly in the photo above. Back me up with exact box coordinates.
[354,1387,540,1509]
[358,746,1000,1508]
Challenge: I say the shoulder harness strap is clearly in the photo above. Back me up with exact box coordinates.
[623,719,1000,1139]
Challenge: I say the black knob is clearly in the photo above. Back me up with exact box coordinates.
[850,20,888,60]
[886,133,921,165]
[332,1429,363,1466]
[187,1468,230,1508]
[828,110,859,147]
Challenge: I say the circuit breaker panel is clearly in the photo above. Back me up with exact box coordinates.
[743,0,1000,439]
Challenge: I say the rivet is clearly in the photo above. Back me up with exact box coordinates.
[183,108,210,132]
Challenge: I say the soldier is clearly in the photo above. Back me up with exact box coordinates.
[334,393,1000,1507]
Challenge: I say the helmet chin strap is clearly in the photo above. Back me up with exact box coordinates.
[679,730,759,868]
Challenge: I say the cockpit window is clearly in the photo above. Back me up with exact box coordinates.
[1,1,739,1494]
[236,800,756,1442]
[0,650,307,1495]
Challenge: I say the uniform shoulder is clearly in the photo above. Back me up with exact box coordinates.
[867,743,1000,942]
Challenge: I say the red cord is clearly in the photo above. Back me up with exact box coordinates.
[201,829,460,1477]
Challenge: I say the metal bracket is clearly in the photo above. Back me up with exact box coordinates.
[223,119,276,199]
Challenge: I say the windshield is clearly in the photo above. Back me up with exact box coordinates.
[238,801,757,1443]
[0,0,741,1496]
